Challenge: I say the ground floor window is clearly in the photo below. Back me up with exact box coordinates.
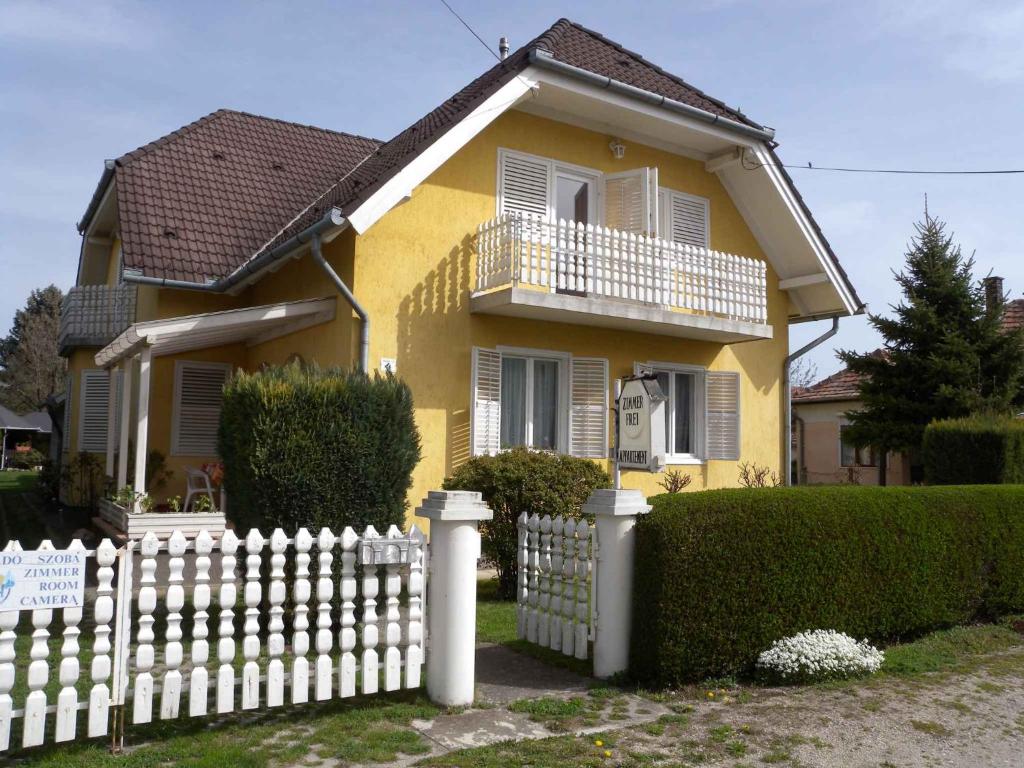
[839,425,878,467]
[640,364,706,463]
[500,354,562,451]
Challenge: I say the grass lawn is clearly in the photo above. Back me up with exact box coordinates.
[0,470,39,493]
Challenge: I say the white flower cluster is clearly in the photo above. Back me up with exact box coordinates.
[756,629,884,683]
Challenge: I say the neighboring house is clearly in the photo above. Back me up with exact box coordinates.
[792,279,1024,485]
[0,405,51,470]
[791,362,911,486]
[59,19,862,517]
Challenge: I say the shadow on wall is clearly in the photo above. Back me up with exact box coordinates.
[396,235,474,477]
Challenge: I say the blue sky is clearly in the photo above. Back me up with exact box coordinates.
[2,0,1022,378]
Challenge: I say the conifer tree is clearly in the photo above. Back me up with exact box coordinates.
[838,215,1023,484]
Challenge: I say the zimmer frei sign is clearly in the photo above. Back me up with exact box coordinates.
[0,549,87,612]
[616,374,667,472]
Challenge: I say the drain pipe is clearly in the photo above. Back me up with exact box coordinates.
[784,316,839,485]
[310,233,369,374]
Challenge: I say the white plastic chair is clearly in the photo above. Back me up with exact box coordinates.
[184,467,217,512]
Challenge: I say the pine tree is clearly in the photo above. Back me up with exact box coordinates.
[0,285,66,413]
[838,215,1024,484]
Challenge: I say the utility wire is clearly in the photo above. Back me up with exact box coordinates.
[743,157,1024,175]
[438,0,501,62]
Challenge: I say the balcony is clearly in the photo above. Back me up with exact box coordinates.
[59,284,137,354]
[472,214,772,343]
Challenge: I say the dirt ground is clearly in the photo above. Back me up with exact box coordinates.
[594,648,1024,767]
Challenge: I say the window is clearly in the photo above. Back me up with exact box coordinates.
[172,361,231,456]
[472,347,608,458]
[641,364,704,462]
[77,369,120,453]
[638,363,740,463]
[840,426,877,468]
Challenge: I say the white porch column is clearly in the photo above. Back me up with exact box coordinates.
[104,367,117,477]
[415,490,493,707]
[132,346,152,510]
[583,488,650,679]
[116,358,133,490]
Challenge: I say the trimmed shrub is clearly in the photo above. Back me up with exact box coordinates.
[443,448,609,600]
[630,485,1024,686]
[219,364,421,533]
[923,415,1024,484]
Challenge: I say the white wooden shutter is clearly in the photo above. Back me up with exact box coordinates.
[570,357,608,458]
[499,151,550,218]
[604,167,656,235]
[172,361,231,456]
[665,190,709,248]
[706,371,740,460]
[78,370,111,453]
[471,347,502,456]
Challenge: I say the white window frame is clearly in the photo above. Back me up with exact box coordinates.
[636,361,707,465]
[658,187,710,248]
[171,360,232,457]
[496,345,571,453]
[497,148,602,223]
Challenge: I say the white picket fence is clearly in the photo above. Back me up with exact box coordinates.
[0,524,427,752]
[476,212,768,325]
[516,512,596,660]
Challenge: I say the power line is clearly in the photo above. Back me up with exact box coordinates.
[743,157,1024,176]
[437,0,501,62]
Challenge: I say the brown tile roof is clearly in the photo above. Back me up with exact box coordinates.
[791,368,865,403]
[261,18,765,255]
[87,17,858,307]
[113,110,381,283]
[1002,298,1024,333]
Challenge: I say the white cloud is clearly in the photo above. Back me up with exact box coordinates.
[0,0,156,48]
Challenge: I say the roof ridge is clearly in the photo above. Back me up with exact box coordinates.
[116,109,384,167]
[557,18,762,128]
[216,108,385,146]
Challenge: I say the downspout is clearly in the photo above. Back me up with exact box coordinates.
[784,316,840,485]
[309,233,369,374]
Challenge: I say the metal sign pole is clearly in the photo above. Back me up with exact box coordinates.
[612,379,622,490]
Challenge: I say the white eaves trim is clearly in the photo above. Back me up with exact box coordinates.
[346,72,539,234]
[94,297,336,368]
[743,144,859,316]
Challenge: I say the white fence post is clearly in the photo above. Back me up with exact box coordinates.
[583,488,650,679]
[416,490,493,707]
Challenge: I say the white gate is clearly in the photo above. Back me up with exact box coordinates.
[0,524,427,752]
[515,512,596,660]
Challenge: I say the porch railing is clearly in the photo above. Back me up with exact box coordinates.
[475,213,768,325]
[59,284,137,353]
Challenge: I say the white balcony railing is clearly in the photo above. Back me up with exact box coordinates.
[59,284,137,353]
[476,213,768,325]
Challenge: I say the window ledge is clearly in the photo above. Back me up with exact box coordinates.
[665,456,705,466]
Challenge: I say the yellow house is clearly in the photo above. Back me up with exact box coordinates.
[58,19,862,530]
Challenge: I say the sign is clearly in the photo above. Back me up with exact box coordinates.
[0,549,87,612]
[616,375,667,472]
[380,357,397,375]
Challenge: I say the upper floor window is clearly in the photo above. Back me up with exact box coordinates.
[497,148,708,246]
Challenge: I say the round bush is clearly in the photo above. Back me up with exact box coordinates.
[756,630,884,684]
[443,448,609,599]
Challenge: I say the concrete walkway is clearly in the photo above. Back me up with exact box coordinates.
[373,643,669,767]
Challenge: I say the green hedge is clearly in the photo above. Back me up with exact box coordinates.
[443,448,609,600]
[630,485,1024,686]
[923,415,1024,485]
[219,364,421,533]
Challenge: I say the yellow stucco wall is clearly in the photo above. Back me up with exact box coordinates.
[65,108,791,521]
[341,109,789,510]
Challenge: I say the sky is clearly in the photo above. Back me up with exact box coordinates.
[2,0,1023,379]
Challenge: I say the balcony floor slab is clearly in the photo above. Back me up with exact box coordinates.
[470,287,773,344]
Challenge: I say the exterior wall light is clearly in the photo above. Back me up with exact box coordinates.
[609,139,626,159]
